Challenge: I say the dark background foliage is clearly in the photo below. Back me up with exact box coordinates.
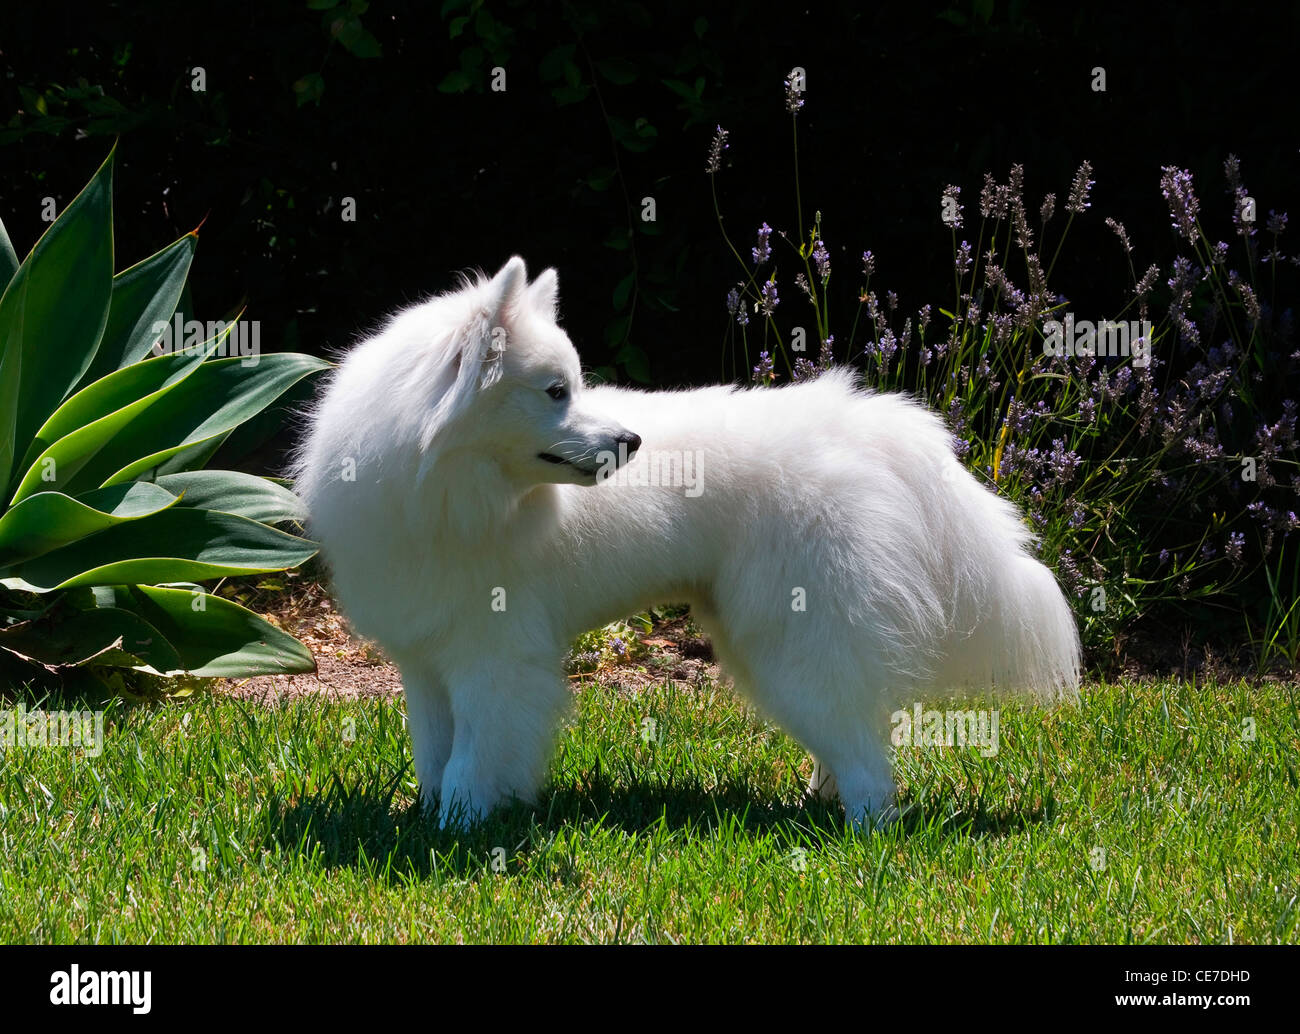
[1,0,1292,388]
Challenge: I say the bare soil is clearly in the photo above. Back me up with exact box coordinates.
[217,579,724,702]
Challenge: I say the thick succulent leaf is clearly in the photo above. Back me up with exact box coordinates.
[93,584,316,676]
[96,353,329,490]
[30,339,211,451]
[0,482,178,570]
[151,430,229,477]
[7,339,217,505]
[9,348,323,504]
[0,601,182,671]
[0,148,114,489]
[209,376,319,469]
[0,301,20,493]
[0,217,17,290]
[75,231,198,389]
[154,470,306,524]
[10,507,318,591]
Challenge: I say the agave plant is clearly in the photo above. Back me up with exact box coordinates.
[0,147,326,686]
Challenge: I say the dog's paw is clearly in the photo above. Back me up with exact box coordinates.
[437,794,487,830]
[838,785,902,832]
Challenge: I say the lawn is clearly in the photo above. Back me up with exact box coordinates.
[0,675,1295,943]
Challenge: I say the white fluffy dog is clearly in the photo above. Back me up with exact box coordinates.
[294,257,1080,828]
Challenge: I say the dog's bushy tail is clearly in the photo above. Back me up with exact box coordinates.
[983,552,1083,703]
[927,455,1083,705]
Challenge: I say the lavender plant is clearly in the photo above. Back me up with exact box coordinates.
[708,79,1298,667]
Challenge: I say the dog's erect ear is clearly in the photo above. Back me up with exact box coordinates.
[440,257,527,399]
[526,268,559,319]
[484,256,528,324]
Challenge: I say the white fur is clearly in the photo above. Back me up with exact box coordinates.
[293,257,1081,828]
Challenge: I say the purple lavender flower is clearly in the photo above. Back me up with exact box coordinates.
[1009,167,1034,249]
[1066,161,1095,214]
[752,222,772,266]
[818,334,835,369]
[759,279,779,317]
[1040,192,1057,225]
[979,172,997,218]
[1231,185,1256,241]
[1136,263,1158,295]
[1105,217,1132,254]
[1160,166,1201,241]
[726,285,749,327]
[812,238,830,282]
[942,184,963,229]
[1167,256,1200,346]
[1183,426,1225,461]
[990,312,1015,343]
[1228,270,1262,325]
[1264,212,1288,263]
[885,327,902,361]
[1226,532,1245,566]
[568,650,602,672]
[752,350,774,384]
[955,240,973,277]
[1136,262,1159,322]
[705,125,729,174]
[1224,154,1242,192]
[980,171,1010,220]
[861,250,875,278]
[784,71,804,114]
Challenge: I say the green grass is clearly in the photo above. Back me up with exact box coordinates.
[1,676,1296,943]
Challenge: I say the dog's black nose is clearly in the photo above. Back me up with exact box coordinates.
[617,431,642,454]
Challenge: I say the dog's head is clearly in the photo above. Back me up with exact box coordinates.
[417,256,640,489]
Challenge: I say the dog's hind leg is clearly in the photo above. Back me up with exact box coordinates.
[797,735,896,827]
[437,657,568,829]
[732,646,899,829]
[399,663,454,814]
[695,614,842,807]
[831,757,900,830]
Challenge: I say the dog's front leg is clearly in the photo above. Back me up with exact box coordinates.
[437,657,568,829]
[397,662,454,814]
[807,757,839,802]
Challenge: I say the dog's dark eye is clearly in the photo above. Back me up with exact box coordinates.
[546,383,568,401]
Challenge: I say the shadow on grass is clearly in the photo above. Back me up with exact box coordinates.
[260,766,1050,880]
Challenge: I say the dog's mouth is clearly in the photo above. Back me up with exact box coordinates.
[537,451,600,478]
[539,438,640,478]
